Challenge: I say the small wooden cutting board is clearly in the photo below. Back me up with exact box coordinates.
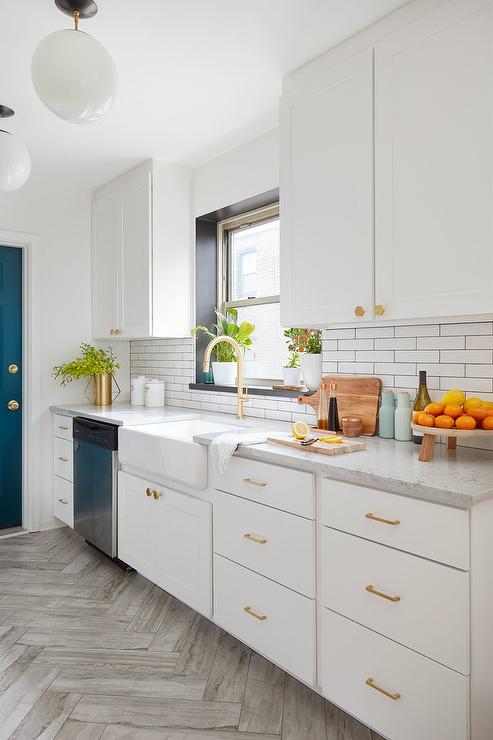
[267,433,366,456]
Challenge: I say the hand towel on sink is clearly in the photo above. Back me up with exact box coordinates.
[211,431,267,475]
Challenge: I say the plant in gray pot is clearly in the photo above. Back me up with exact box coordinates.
[192,307,254,386]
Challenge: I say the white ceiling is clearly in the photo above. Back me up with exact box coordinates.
[3,0,408,189]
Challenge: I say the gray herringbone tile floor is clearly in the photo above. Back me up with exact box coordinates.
[0,527,384,739]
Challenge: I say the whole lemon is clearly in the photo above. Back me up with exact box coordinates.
[441,389,466,406]
[463,397,482,412]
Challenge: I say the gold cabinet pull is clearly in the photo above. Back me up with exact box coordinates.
[354,306,365,317]
[109,329,115,336]
[8,364,19,374]
[375,304,385,316]
[366,677,400,701]
[7,400,20,411]
[243,533,267,545]
[58,498,69,505]
[58,457,69,462]
[243,478,267,488]
[146,488,153,497]
[243,606,267,621]
[366,585,401,603]
[153,491,162,500]
[365,513,400,526]
[58,425,69,431]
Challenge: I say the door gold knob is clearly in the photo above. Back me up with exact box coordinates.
[8,364,19,374]
[375,304,385,316]
[354,306,365,317]
[7,400,20,411]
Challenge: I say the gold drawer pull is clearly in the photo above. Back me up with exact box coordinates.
[366,585,400,603]
[243,478,267,488]
[243,606,267,621]
[58,457,69,462]
[366,677,400,701]
[58,498,69,505]
[365,513,400,526]
[58,426,69,431]
[243,533,267,545]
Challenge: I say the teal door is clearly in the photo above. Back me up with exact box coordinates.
[0,246,22,529]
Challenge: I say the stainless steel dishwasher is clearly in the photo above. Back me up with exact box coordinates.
[73,417,119,558]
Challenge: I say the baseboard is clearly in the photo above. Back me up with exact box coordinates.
[40,516,65,532]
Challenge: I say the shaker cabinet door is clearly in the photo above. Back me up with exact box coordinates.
[92,191,121,340]
[280,47,374,326]
[117,471,161,584]
[375,0,493,320]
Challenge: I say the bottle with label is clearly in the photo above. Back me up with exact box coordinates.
[413,370,432,444]
[317,381,329,430]
[328,379,340,432]
[379,390,395,439]
[395,391,413,441]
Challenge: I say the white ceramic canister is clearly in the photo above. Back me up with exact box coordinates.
[144,379,165,408]
[130,376,146,406]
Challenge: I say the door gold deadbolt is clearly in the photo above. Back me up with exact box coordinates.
[8,364,19,374]
[8,400,20,411]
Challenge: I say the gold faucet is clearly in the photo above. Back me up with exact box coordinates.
[203,335,249,419]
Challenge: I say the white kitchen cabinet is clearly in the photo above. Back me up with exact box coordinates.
[375,0,493,321]
[280,47,374,326]
[117,471,212,616]
[92,159,191,340]
[52,412,74,529]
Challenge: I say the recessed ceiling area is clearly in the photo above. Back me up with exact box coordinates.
[3,0,408,188]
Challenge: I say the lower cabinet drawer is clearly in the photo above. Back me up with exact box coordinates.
[321,527,469,674]
[320,609,469,740]
[53,413,73,441]
[214,554,315,685]
[53,437,73,482]
[53,476,74,528]
[214,490,315,596]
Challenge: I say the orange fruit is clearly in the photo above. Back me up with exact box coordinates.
[417,413,436,427]
[444,404,463,419]
[424,402,445,417]
[412,410,421,424]
[435,415,455,429]
[463,397,483,412]
[483,408,493,417]
[481,416,493,430]
[455,415,476,430]
[468,406,488,422]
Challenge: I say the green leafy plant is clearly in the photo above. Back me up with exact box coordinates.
[192,307,255,362]
[283,328,322,354]
[52,344,120,387]
[284,350,300,369]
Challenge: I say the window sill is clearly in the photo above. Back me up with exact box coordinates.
[189,383,311,399]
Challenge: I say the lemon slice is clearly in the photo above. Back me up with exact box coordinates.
[292,420,309,439]
[319,436,343,444]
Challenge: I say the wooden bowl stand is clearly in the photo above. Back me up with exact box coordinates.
[411,423,490,462]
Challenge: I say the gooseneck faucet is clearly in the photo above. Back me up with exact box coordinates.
[203,336,249,419]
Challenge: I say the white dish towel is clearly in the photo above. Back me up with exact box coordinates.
[210,431,267,475]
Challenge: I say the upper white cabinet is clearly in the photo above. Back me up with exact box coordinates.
[92,160,191,340]
[280,48,374,326]
[375,0,493,321]
[281,0,493,326]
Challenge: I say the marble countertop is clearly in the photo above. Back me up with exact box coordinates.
[50,403,199,426]
[195,430,493,509]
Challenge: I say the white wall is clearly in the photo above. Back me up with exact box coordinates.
[0,165,129,531]
[192,129,279,217]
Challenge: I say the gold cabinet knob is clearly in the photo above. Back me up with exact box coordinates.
[8,364,19,374]
[153,491,162,501]
[375,304,385,316]
[354,306,365,318]
[115,329,121,336]
[7,400,20,411]
[146,488,153,497]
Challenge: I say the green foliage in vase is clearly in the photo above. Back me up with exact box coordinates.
[284,350,300,369]
[52,344,120,387]
[192,307,255,362]
[283,327,322,354]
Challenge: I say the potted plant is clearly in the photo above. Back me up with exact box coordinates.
[192,307,255,386]
[284,328,322,391]
[282,350,301,386]
[52,343,121,406]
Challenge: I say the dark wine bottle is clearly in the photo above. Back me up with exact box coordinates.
[328,379,339,432]
[413,370,432,444]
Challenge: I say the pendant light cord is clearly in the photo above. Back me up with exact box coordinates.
[73,9,80,31]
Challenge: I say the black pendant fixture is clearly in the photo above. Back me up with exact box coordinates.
[0,105,15,119]
[54,0,98,19]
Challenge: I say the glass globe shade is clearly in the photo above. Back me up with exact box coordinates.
[31,29,117,124]
[0,131,31,192]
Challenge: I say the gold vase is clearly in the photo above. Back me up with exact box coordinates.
[84,374,121,407]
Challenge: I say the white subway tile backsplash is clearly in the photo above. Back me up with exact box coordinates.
[322,328,356,339]
[417,336,465,350]
[374,363,416,376]
[440,350,492,364]
[375,337,415,350]
[323,350,355,362]
[337,362,374,374]
[466,335,493,349]
[355,326,395,338]
[355,350,394,363]
[421,364,465,377]
[337,339,373,351]
[466,365,493,378]
[395,324,439,337]
[440,377,493,392]
[395,351,439,363]
[440,322,493,336]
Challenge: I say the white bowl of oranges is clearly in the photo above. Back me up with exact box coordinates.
[413,389,493,432]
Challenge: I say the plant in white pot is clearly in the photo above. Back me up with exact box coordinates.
[282,350,301,387]
[283,328,322,390]
[192,307,254,386]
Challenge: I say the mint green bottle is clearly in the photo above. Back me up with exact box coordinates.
[379,390,395,439]
[395,392,413,441]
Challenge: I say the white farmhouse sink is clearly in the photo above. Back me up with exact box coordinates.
[118,418,240,490]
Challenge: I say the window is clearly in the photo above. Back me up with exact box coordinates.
[219,204,287,383]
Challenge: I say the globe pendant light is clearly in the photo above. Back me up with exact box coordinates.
[31,1,117,124]
[0,106,31,192]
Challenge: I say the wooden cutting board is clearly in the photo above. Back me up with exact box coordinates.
[267,433,366,456]
[298,375,382,436]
